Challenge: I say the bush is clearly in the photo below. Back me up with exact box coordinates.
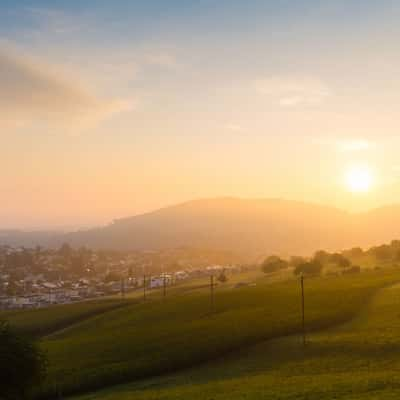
[329,253,351,268]
[0,321,47,399]
[261,256,288,274]
[289,256,306,268]
[343,265,361,274]
[294,261,323,277]
[217,271,228,283]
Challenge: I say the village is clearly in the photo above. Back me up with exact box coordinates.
[0,244,245,309]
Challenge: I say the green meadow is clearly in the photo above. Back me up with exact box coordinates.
[73,277,400,400]
[0,299,130,338]
[3,269,400,399]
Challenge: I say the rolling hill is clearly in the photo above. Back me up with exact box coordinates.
[2,198,400,255]
[71,275,400,400]
[3,269,400,399]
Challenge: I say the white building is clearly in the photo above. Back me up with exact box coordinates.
[150,274,172,288]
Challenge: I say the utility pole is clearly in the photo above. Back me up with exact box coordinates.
[161,264,166,299]
[210,274,215,312]
[120,278,125,298]
[301,274,306,346]
[142,263,147,301]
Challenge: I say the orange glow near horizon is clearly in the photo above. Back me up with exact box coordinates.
[3,3,400,229]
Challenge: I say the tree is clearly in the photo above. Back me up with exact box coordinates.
[20,248,34,268]
[58,243,73,260]
[346,247,363,258]
[217,270,228,283]
[5,252,23,270]
[289,256,306,268]
[261,256,288,274]
[329,253,351,268]
[343,265,361,274]
[391,240,400,250]
[0,321,47,399]
[70,256,83,273]
[294,260,323,277]
[104,272,121,283]
[6,279,21,296]
[373,244,393,262]
[313,250,330,264]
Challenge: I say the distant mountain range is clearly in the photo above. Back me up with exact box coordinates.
[2,197,400,256]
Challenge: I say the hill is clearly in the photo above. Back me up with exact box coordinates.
[0,229,61,248]
[53,198,400,255]
[72,277,400,400]
[3,198,400,255]
[3,269,399,399]
[60,198,350,255]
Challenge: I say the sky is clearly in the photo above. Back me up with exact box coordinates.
[2,0,400,229]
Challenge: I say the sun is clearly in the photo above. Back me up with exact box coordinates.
[345,165,374,193]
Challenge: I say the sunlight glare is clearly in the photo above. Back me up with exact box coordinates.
[345,165,374,193]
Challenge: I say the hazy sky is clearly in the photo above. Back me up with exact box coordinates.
[2,0,400,229]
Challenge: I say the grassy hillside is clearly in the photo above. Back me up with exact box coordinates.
[0,298,131,337]
[72,277,400,399]
[22,269,400,398]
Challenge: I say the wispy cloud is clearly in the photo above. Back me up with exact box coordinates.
[142,50,181,70]
[337,138,374,152]
[223,123,243,132]
[0,47,134,133]
[255,76,331,107]
[314,137,375,153]
[95,49,181,82]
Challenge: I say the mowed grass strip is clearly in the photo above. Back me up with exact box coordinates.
[71,278,400,400]
[35,270,400,399]
[0,298,132,337]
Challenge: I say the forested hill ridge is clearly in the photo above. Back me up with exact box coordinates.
[2,198,400,255]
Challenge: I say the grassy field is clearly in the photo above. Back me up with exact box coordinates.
[10,268,397,399]
[121,268,269,299]
[3,269,399,399]
[0,298,131,337]
[0,269,267,338]
[72,276,400,400]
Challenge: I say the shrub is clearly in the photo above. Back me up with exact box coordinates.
[261,256,288,274]
[343,265,361,274]
[0,321,47,399]
[329,253,351,268]
[294,261,323,277]
[217,271,228,283]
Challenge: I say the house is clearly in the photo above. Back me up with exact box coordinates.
[150,274,172,289]
[174,271,189,281]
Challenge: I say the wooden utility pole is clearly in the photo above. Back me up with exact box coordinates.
[120,278,125,298]
[301,274,306,346]
[210,274,215,312]
[161,264,166,299]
